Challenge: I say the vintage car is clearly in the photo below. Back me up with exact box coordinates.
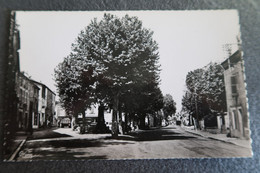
[76,117,98,133]
[60,118,71,128]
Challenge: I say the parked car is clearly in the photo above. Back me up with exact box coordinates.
[60,118,71,128]
[76,117,98,133]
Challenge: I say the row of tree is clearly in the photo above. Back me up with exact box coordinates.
[54,13,176,137]
[182,62,227,129]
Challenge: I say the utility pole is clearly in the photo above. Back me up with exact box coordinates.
[194,88,199,130]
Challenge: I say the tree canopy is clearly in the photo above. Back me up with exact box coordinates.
[55,13,162,136]
[163,94,176,118]
[182,62,226,127]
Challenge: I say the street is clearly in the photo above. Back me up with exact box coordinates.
[15,125,251,161]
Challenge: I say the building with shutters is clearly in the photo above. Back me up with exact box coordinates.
[221,50,250,139]
[17,72,39,132]
[31,80,56,128]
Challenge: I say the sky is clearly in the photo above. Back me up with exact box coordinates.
[16,10,240,111]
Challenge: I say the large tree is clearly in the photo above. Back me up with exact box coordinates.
[55,13,161,137]
[182,62,226,129]
[128,78,163,129]
[163,94,176,119]
[200,63,227,128]
[201,63,226,115]
[55,54,97,132]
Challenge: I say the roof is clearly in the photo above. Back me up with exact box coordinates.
[19,72,40,90]
[30,79,56,95]
[221,50,242,70]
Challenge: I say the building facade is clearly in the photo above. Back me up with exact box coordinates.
[17,72,39,132]
[46,87,56,127]
[221,50,250,139]
[55,101,67,126]
[2,11,21,157]
[31,81,56,128]
[3,12,57,159]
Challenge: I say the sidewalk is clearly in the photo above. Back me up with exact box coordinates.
[180,125,252,149]
[6,127,68,161]
[4,131,28,161]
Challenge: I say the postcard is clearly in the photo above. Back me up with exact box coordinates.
[3,10,252,161]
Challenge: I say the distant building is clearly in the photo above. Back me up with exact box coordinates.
[84,104,112,124]
[31,81,56,128]
[72,104,112,131]
[221,50,250,139]
[55,101,66,118]
[55,101,67,127]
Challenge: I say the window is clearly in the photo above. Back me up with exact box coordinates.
[232,110,237,129]
[231,76,237,95]
[34,113,38,125]
[20,89,22,97]
[42,87,46,98]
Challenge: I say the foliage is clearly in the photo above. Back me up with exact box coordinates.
[54,55,96,116]
[163,94,176,118]
[71,14,160,96]
[55,13,162,135]
[182,62,226,121]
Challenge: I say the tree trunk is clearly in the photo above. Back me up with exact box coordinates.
[129,112,134,132]
[97,104,106,133]
[80,110,86,134]
[74,114,78,129]
[139,113,146,130]
[147,114,150,127]
[98,104,105,122]
[118,105,123,134]
[196,119,200,130]
[154,113,157,127]
[124,113,128,134]
[221,113,226,133]
[189,115,192,126]
[112,93,119,138]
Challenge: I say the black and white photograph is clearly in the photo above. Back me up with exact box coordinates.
[3,10,252,161]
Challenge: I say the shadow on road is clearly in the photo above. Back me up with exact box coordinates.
[19,148,108,160]
[16,126,198,161]
[18,138,132,160]
[25,138,134,149]
[105,128,196,141]
[27,127,72,140]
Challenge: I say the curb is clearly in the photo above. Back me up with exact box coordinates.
[184,129,250,149]
[185,129,236,145]
[207,136,235,145]
[8,139,26,161]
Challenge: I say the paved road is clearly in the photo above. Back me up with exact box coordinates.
[16,125,251,161]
